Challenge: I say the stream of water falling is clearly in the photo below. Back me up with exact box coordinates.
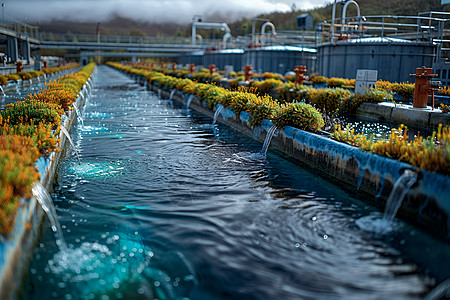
[186,94,194,109]
[60,125,81,163]
[169,89,175,100]
[72,103,85,128]
[261,124,278,156]
[23,66,450,300]
[384,169,418,222]
[212,105,223,125]
[32,183,67,251]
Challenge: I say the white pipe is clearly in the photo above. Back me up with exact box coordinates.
[196,34,203,44]
[222,32,231,49]
[331,0,336,44]
[341,0,360,33]
[192,22,231,45]
[260,22,276,45]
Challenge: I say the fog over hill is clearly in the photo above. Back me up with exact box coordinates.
[31,0,450,36]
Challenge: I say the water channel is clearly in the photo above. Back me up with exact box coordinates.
[22,65,450,299]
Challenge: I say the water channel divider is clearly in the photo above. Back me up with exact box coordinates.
[0,67,96,300]
[122,72,450,241]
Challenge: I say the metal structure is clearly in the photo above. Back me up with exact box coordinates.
[191,21,231,48]
[203,49,244,71]
[0,16,40,66]
[315,10,450,83]
[294,65,307,86]
[243,45,318,75]
[410,67,439,108]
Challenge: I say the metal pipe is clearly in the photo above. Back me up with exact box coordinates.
[331,0,336,43]
[260,21,276,45]
[191,22,231,45]
[341,0,361,33]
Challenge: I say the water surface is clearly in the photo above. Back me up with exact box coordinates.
[23,66,449,300]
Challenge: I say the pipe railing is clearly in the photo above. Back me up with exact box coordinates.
[0,16,39,40]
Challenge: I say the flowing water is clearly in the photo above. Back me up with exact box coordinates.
[72,103,85,128]
[383,170,418,222]
[212,105,223,125]
[261,124,278,156]
[32,183,68,251]
[186,94,194,109]
[22,66,450,300]
[60,125,81,163]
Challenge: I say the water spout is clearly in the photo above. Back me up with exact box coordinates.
[186,95,195,109]
[158,89,162,98]
[213,106,224,125]
[0,85,5,97]
[169,89,176,100]
[32,183,67,251]
[261,124,278,156]
[383,169,418,222]
[72,103,84,128]
[60,125,81,163]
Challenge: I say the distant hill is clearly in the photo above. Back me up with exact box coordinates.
[38,15,187,37]
[38,0,450,37]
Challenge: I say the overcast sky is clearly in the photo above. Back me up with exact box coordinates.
[5,0,329,24]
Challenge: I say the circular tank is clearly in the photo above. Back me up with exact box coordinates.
[179,51,204,67]
[317,37,437,82]
[242,45,317,75]
[203,49,244,72]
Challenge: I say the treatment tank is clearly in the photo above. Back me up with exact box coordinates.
[179,51,205,67]
[204,49,244,72]
[242,45,317,75]
[317,37,437,82]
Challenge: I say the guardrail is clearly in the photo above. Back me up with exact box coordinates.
[0,16,39,41]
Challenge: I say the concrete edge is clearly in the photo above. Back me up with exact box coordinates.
[0,67,96,300]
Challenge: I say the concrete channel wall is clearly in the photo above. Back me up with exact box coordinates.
[356,102,450,128]
[0,71,95,300]
[129,74,450,241]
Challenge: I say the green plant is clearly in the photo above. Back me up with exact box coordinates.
[246,94,278,126]
[309,88,351,116]
[251,78,284,95]
[339,88,392,116]
[273,102,324,131]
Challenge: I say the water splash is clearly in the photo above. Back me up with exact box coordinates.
[169,89,175,100]
[0,85,5,96]
[186,95,194,109]
[383,169,418,222]
[261,124,278,156]
[213,106,224,125]
[60,125,81,163]
[72,103,84,128]
[355,212,396,234]
[46,233,160,299]
[32,183,67,251]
